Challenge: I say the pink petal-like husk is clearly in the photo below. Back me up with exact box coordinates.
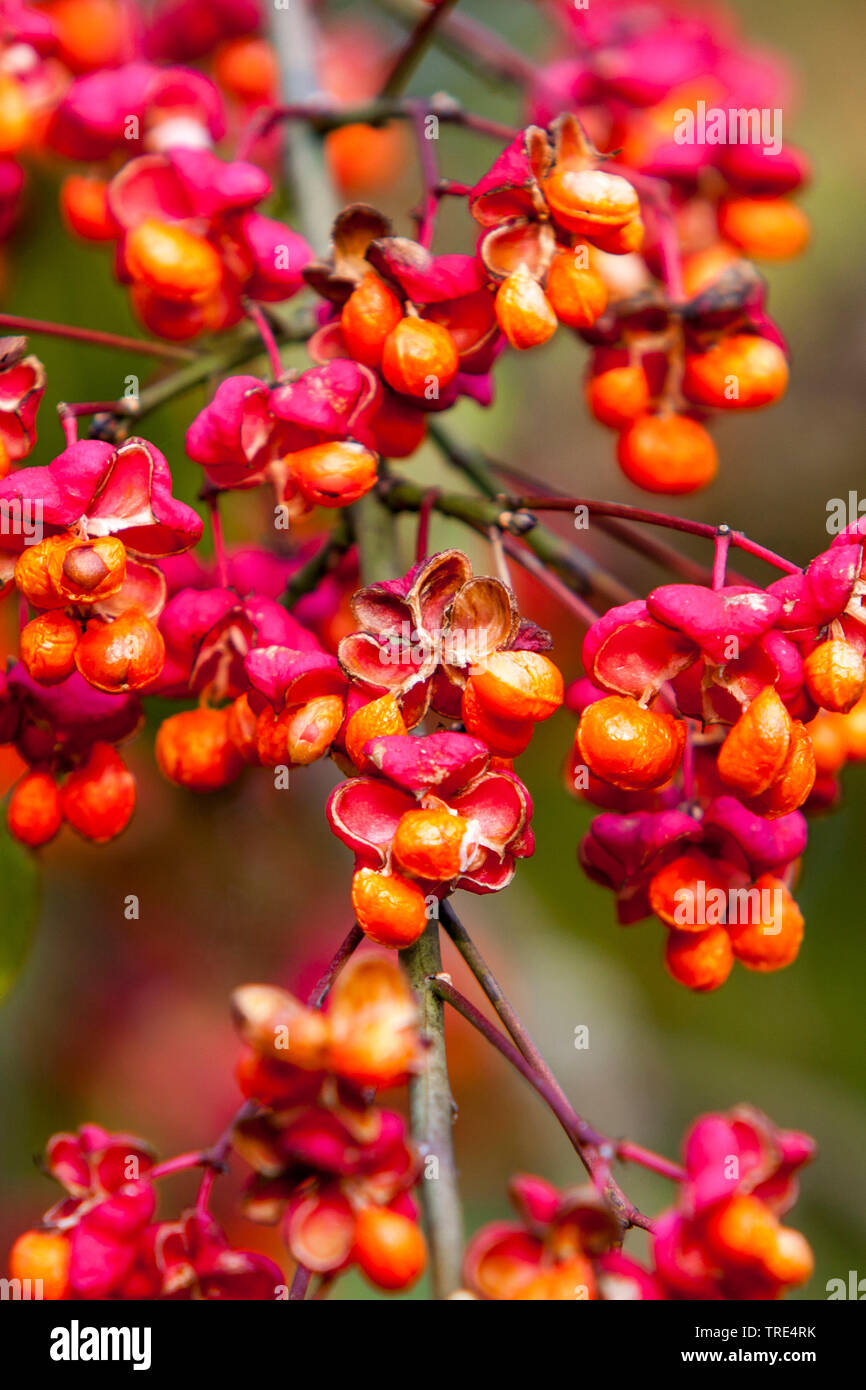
[584,600,698,698]
[364,731,490,796]
[326,777,415,863]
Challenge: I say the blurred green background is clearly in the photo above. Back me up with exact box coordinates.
[1,0,864,1299]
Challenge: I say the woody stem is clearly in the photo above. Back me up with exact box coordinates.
[400,924,465,1297]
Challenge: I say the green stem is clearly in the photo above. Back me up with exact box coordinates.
[378,475,634,609]
[400,923,464,1298]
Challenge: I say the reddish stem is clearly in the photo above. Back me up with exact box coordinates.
[431,975,654,1233]
[0,312,194,361]
[507,495,801,574]
[416,488,440,562]
[245,302,284,380]
[306,924,364,1009]
[410,101,441,250]
[208,495,230,590]
[503,534,600,627]
[712,527,732,589]
[616,1141,686,1184]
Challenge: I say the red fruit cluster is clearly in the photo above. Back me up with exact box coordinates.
[570,526,866,988]
[232,956,427,1292]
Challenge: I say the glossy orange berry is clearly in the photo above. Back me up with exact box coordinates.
[392,807,472,881]
[470,650,564,723]
[745,720,815,818]
[19,611,80,685]
[353,1207,427,1291]
[546,249,608,329]
[681,243,742,298]
[370,393,428,459]
[803,638,866,713]
[649,851,733,930]
[617,414,718,494]
[0,73,32,156]
[461,680,533,758]
[284,694,345,766]
[213,37,278,102]
[587,364,651,430]
[718,197,810,261]
[351,867,428,948]
[59,174,118,241]
[542,165,641,244]
[0,437,9,480]
[727,876,804,972]
[494,268,557,350]
[74,607,165,693]
[124,219,223,302]
[7,771,63,848]
[289,441,379,508]
[717,686,793,798]
[683,334,789,411]
[156,707,244,791]
[381,317,459,399]
[665,925,734,992]
[805,711,849,775]
[60,743,135,842]
[8,1229,71,1299]
[14,536,78,610]
[576,695,685,791]
[704,1195,778,1268]
[49,535,127,606]
[326,122,407,196]
[340,272,404,368]
[344,693,408,771]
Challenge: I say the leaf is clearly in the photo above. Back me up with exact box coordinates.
[0,823,40,1001]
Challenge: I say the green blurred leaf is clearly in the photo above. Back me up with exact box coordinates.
[0,825,40,1000]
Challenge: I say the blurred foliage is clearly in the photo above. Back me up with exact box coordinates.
[1,0,865,1302]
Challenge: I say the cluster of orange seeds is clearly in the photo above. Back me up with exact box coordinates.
[576,695,685,791]
[461,650,564,758]
[15,534,163,693]
[7,744,135,848]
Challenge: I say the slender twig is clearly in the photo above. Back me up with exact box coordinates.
[617,1141,686,1184]
[241,95,518,155]
[438,904,654,1232]
[372,0,542,90]
[378,474,637,610]
[410,100,441,250]
[0,312,195,361]
[307,924,364,1009]
[416,488,441,562]
[245,302,285,380]
[487,455,726,586]
[502,495,801,574]
[380,0,459,98]
[431,976,653,1234]
[501,534,600,627]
